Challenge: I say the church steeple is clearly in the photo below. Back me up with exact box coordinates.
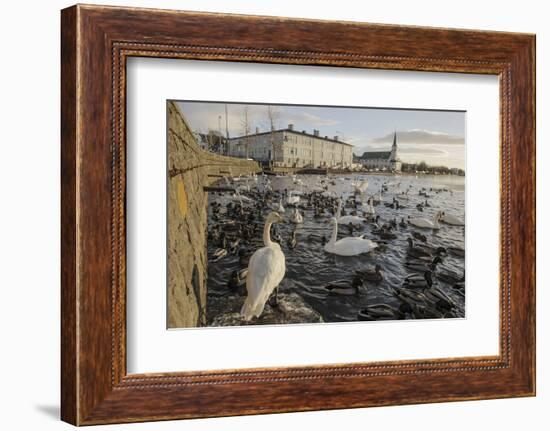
[389,132,398,162]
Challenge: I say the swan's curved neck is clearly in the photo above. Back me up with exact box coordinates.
[263,220,274,247]
[337,200,342,217]
[330,220,338,244]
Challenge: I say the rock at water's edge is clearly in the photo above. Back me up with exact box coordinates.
[209,293,323,326]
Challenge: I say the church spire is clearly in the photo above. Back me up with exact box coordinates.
[392,131,397,150]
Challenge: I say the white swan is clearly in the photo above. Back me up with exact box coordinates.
[290,208,303,224]
[324,217,377,256]
[271,199,285,213]
[241,212,286,320]
[354,179,369,194]
[230,190,253,205]
[336,199,366,225]
[286,191,300,205]
[408,211,443,229]
[441,212,464,226]
[362,197,375,216]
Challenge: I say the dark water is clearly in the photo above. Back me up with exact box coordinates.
[206,173,465,325]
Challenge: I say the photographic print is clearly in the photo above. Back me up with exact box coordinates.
[167,100,465,328]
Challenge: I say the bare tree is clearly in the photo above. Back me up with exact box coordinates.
[265,105,281,164]
[240,107,251,158]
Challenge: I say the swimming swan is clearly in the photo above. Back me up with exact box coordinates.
[354,179,369,194]
[336,199,367,225]
[408,211,443,229]
[286,191,300,205]
[241,212,286,321]
[441,213,464,226]
[271,199,285,214]
[324,217,377,256]
[290,208,303,224]
[363,197,375,216]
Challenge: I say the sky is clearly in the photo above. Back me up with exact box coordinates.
[176,101,466,169]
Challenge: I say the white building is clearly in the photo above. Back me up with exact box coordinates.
[355,132,402,172]
[227,124,353,168]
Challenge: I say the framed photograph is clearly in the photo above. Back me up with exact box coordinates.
[61,4,536,425]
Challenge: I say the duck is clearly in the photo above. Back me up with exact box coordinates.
[228,238,241,254]
[227,268,248,290]
[404,256,441,272]
[324,217,377,256]
[211,247,228,262]
[406,237,431,258]
[377,227,397,240]
[324,274,363,295]
[447,246,465,258]
[403,270,433,288]
[290,208,303,224]
[237,248,252,266]
[287,229,298,249]
[411,231,428,243]
[441,212,464,226]
[408,211,443,229]
[423,285,457,310]
[355,264,383,282]
[358,304,402,321]
[391,286,428,304]
[436,268,465,285]
[241,212,286,320]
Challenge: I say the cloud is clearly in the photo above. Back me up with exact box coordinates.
[397,146,449,156]
[287,111,340,127]
[372,129,464,145]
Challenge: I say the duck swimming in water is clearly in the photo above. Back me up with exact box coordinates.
[358,304,403,321]
[355,264,383,282]
[406,237,431,259]
[411,231,427,243]
[227,268,248,290]
[404,256,441,273]
[447,246,465,258]
[403,270,433,288]
[287,229,297,250]
[436,268,464,285]
[211,247,228,262]
[324,274,363,295]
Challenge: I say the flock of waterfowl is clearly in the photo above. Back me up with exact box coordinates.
[207,173,465,325]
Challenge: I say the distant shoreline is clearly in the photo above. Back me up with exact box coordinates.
[262,168,465,177]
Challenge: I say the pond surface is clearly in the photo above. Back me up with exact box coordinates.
[206,173,465,326]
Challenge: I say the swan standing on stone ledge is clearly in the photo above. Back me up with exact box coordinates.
[241,212,286,321]
[324,217,378,256]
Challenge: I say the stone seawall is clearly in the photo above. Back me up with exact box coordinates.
[167,101,260,328]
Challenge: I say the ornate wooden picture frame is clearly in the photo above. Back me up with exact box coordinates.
[61,4,535,425]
